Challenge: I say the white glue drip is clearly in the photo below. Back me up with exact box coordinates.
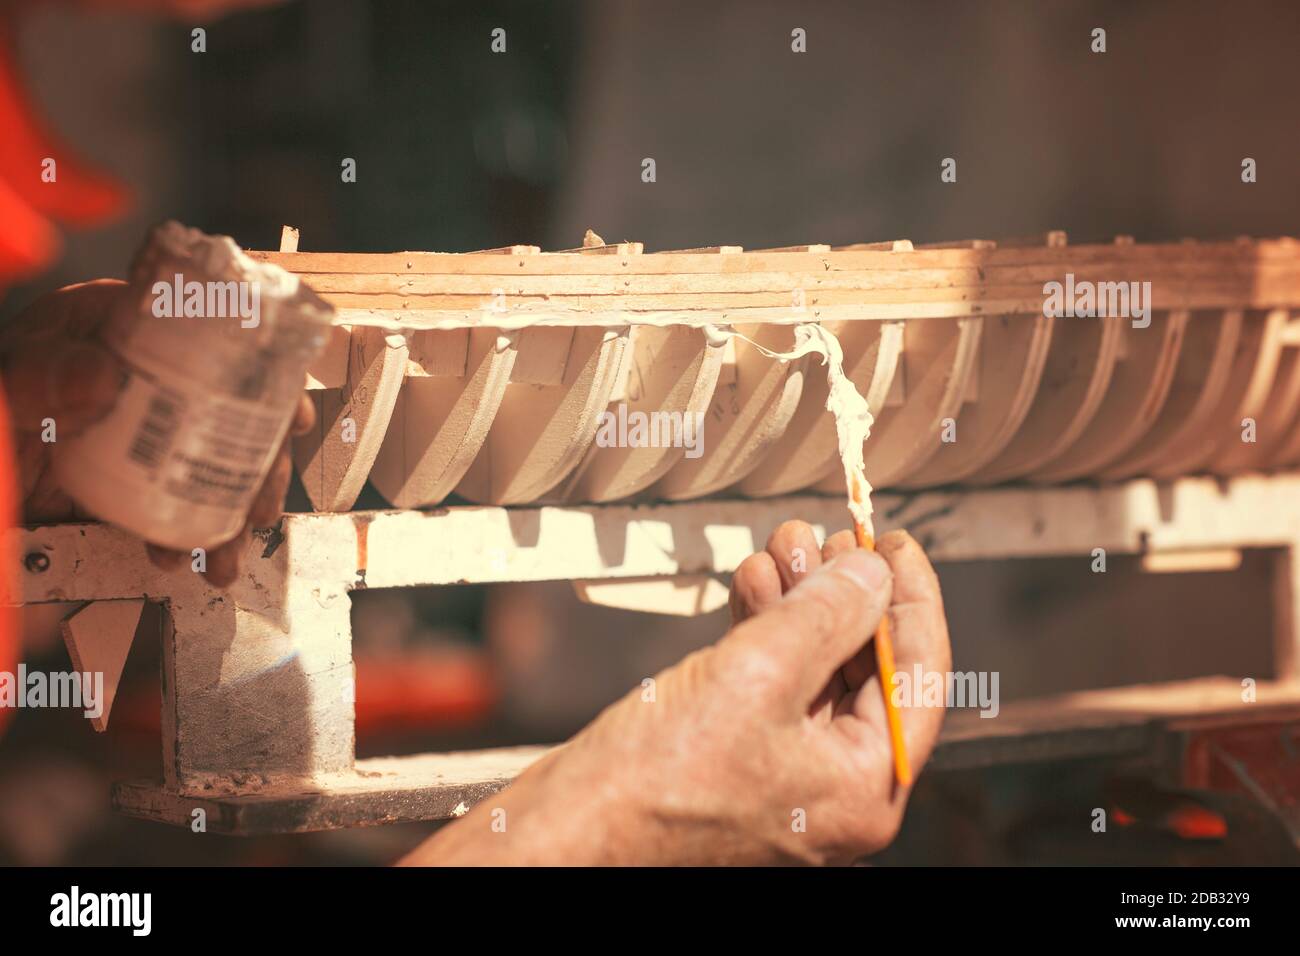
[703,323,875,537]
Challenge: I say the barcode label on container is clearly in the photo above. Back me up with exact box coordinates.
[128,392,182,471]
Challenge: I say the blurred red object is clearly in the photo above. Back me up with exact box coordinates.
[0,385,16,736]
[0,174,58,283]
[352,650,498,733]
[0,8,131,737]
[0,18,128,250]
[113,650,498,740]
[1108,775,1228,841]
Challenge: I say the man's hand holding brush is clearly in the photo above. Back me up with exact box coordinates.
[404,521,951,866]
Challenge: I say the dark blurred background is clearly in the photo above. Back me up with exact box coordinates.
[1,0,1297,865]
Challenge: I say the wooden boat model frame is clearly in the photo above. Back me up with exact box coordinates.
[10,228,1300,835]
[260,230,1300,516]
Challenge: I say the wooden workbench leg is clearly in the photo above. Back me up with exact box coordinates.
[160,570,356,791]
[1271,543,1300,681]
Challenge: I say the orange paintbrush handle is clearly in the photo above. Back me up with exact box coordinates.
[872,613,913,787]
[852,507,913,787]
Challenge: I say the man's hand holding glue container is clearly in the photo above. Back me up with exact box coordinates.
[2,222,331,587]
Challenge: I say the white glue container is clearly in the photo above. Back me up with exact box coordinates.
[55,221,333,551]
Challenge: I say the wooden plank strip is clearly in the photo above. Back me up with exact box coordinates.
[248,238,1300,277]
[323,281,1300,329]
[291,260,1300,297]
[466,244,541,255]
[309,273,1300,311]
[915,238,997,249]
[657,245,744,254]
[832,240,914,251]
[550,235,643,255]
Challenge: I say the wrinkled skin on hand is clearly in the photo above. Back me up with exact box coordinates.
[404,521,952,866]
[0,279,314,587]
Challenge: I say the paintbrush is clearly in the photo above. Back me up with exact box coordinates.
[851,475,912,788]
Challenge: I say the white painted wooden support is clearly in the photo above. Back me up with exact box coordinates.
[12,523,357,792]
[572,574,730,616]
[113,746,548,832]
[1142,549,1242,573]
[60,599,144,732]
[15,476,1300,672]
[10,475,1300,831]
[16,477,1300,592]
[157,556,356,792]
